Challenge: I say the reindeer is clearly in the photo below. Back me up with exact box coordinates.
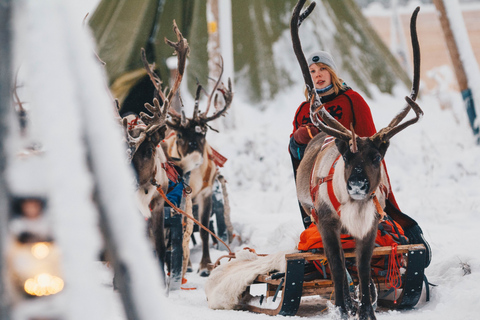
[121,20,188,278]
[291,1,422,319]
[160,68,233,277]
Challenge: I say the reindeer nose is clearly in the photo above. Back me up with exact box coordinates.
[347,175,369,196]
[188,141,198,149]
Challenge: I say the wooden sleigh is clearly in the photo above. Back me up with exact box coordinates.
[234,243,428,316]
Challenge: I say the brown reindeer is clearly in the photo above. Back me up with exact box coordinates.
[122,20,188,278]
[291,1,422,319]
[160,68,233,277]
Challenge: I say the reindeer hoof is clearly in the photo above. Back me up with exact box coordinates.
[358,304,376,320]
[187,266,193,273]
[198,268,210,277]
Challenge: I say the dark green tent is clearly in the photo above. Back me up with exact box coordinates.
[89,0,410,113]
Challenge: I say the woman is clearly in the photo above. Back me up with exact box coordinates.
[289,51,399,228]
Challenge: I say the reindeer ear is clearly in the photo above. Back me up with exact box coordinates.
[370,136,390,157]
[378,140,390,157]
[335,138,349,156]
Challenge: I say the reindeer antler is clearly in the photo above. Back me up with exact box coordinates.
[141,20,190,122]
[291,0,316,91]
[169,59,233,129]
[141,98,169,134]
[371,7,423,143]
[202,78,233,123]
[310,105,352,141]
[203,56,225,117]
[291,0,354,144]
[164,20,189,105]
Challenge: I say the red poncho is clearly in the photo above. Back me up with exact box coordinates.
[291,88,377,138]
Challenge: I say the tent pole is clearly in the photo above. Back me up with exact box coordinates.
[0,0,13,318]
[433,0,480,143]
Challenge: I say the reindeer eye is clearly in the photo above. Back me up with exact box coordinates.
[177,133,182,139]
[145,146,154,158]
[372,155,382,165]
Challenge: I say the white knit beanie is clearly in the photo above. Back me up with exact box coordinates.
[307,51,338,73]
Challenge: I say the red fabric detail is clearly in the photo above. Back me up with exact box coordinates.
[291,101,310,137]
[161,161,179,183]
[209,147,227,167]
[298,224,356,251]
[298,217,407,251]
[375,219,406,247]
[291,89,377,138]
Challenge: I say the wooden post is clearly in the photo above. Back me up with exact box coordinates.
[0,0,13,318]
[433,0,468,91]
[207,0,222,88]
[433,0,480,142]
[207,0,235,130]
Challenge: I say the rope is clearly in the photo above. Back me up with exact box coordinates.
[385,243,402,304]
[156,185,232,254]
[372,193,386,221]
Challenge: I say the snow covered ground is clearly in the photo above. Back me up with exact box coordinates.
[161,81,480,320]
[6,1,480,320]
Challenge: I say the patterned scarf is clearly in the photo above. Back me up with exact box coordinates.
[316,84,335,98]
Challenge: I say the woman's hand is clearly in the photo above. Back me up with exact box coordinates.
[293,124,320,144]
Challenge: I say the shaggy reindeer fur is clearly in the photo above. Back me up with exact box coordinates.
[162,132,218,275]
[205,249,295,310]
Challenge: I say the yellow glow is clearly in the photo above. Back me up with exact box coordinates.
[207,21,217,34]
[24,273,64,296]
[31,242,50,259]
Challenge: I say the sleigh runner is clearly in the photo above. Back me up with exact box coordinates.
[233,243,427,316]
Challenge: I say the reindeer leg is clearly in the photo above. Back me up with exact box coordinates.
[198,193,213,277]
[150,195,166,282]
[355,227,378,320]
[316,205,350,318]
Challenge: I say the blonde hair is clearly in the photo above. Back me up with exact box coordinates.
[304,63,345,99]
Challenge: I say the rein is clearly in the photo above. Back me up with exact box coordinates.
[154,183,232,255]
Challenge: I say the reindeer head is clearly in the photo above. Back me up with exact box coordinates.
[123,98,168,186]
[334,133,388,200]
[321,96,422,200]
[166,77,233,172]
[292,0,422,201]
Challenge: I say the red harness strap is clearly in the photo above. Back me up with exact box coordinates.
[310,155,342,221]
[310,156,389,223]
[161,161,180,183]
[209,147,227,167]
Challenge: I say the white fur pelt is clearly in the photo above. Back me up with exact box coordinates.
[205,249,296,310]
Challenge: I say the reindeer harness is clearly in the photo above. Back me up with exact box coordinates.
[164,132,228,189]
[309,139,387,223]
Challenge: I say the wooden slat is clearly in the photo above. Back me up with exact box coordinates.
[285,244,425,261]
[253,274,282,285]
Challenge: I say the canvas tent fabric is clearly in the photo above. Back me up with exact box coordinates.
[89,0,411,108]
